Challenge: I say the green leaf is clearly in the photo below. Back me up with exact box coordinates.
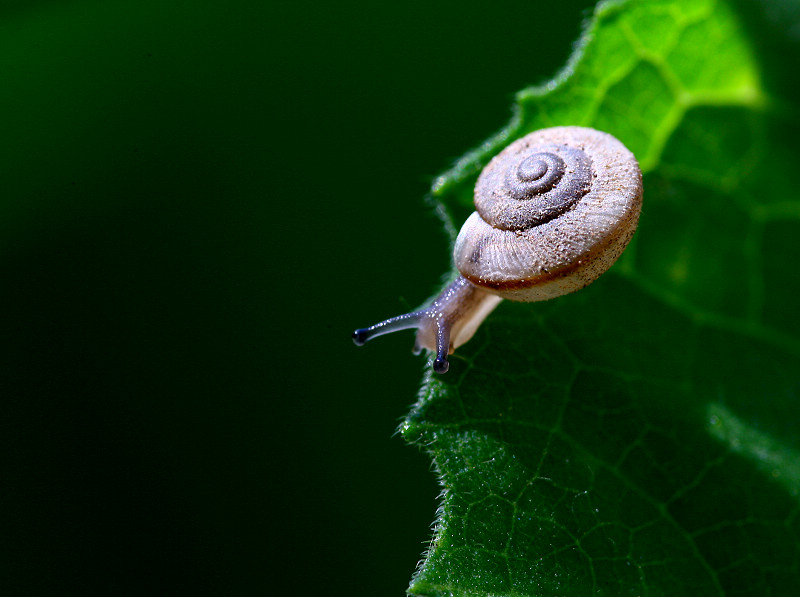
[403,0,800,595]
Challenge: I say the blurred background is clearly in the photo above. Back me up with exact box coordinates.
[0,0,595,594]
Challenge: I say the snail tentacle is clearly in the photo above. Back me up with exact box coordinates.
[352,312,424,346]
[353,276,502,372]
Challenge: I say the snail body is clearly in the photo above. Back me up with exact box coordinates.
[353,127,643,373]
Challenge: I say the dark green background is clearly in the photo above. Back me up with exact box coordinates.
[0,1,594,594]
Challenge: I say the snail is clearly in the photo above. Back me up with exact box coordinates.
[352,126,643,373]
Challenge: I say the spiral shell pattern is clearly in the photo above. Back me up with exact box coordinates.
[454,127,643,302]
[490,143,592,230]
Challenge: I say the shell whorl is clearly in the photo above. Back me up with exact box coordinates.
[487,143,592,230]
[455,127,643,302]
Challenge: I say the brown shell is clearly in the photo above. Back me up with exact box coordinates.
[454,126,643,302]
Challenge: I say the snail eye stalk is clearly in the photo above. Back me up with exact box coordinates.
[351,311,450,373]
[351,312,423,346]
[352,276,501,374]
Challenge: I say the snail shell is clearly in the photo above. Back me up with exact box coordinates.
[353,126,643,373]
[455,126,642,302]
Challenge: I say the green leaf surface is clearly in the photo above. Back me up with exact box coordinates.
[403,0,800,595]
